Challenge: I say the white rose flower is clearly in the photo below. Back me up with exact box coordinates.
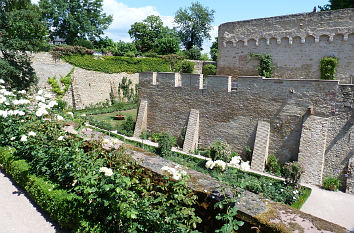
[172,172,182,180]
[0,110,8,118]
[48,101,57,108]
[35,108,48,117]
[57,136,64,141]
[214,160,226,171]
[18,90,26,94]
[35,96,46,102]
[28,131,36,137]
[57,115,64,121]
[0,96,6,104]
[0,79,5,84]
[20,135,27,142]
[205,160,215,169]
[240,161,250,171]
[99,167,113,177]
[37,90,43,95]
[67,112,74,117]
[44,93,52,98]
[10,137,15,141]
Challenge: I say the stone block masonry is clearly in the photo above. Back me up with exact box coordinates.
[251,121,270,172]
[217,8,354,83]
[137,72,353,192]
[133,100,148,138]
[182,109,200,153]
[298,116,329,185]
[346,156,354,194]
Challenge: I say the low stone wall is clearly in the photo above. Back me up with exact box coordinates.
[189,60,217,74]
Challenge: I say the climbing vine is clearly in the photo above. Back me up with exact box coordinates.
[47,68,74,99]
[118,77,137,103]
[250,53,273,78]
[320,56,338,80]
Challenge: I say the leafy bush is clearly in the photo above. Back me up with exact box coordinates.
[203,64,216,76]
[180,60,195,73]
[250,53,273,78]
[151,132,160,142]
[184,47,201,60]
[208,140,231,162]
[266,154,282,176]
[157,132,176,157]
[282,162,304,185]
[320,56,338,80]
[323,176,340,191]
[63,55,171,73]
[73,38,94,49]
[50,46,94,61]
[121,116,135,136]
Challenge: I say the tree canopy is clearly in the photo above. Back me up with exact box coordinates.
[174,2,215,50]
[210,37,218,62]
[319,0,354,10]
[39,0,112,44]
[129,15,180,54]
[0,0,47,90]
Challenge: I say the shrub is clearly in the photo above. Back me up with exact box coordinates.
[266,154,282,176]
[180,60,195,73]
[250,53,273,78]
[63,55,171,73]
[121,116,135,136]
[184,47,201,60]
[323,176,340,191]
[203,64,216,76]
[282,162,304,185]
[157,132,176,157]
[208,140,231,162]
[50,46,94,61]
[320,56,338,80]
[151,132,160,142]
[73,38,94,49]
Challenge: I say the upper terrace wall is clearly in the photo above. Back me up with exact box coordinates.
[138,72,353,188]
[217,8,354,83]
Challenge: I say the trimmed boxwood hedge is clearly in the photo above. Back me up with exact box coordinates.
[0,147,83,231]
[63,55,172,73]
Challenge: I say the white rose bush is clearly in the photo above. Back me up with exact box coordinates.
[0,79,203,232]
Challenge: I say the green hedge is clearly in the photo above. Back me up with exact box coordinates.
[0,147,83,231]
[63,55,171,73]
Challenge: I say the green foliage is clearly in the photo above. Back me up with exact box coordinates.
[184,46,202,60]
[175,2,215,50]
[250,53,273,78]
[109,41,138,57]
[74,101,137,115]
[291,187,312,210]
[210,37,218,61]
[200,53,210,61]
[154,36,181,55]
[282,162,304,185]
[157,132,176,157]
[118,77,136,102]
[266,154,282,176]
[73,38,94,49]
[244,146,253,161]
[48,68,74,99]
[50,46,94,61]
[39,0,113,44]
[180,60,195,73]
[0,0,47,90]
[161,54,185,71]
[121,116,135,137]
[319,0,354,10]
[63,55,171,73]
[214,193,244,232]
[151,132,160,142]
[323,176,340,191]
[208,140,231,162]
[320,56,338,80]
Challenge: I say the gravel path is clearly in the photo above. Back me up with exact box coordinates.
[0,169,67,233]
[301,185,354,232]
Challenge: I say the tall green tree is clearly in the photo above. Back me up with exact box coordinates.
[210,37,218,62]
[174,2,215,50]
[319,0,354,10]
[0,0,47,90]
[39,0,112,44]
[129,15,180,54]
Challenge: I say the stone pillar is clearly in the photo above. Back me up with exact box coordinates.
[133,100,148,138]
[298,115,329,185]
[182,109,199,153]
[346,156,354,194]
[251,121,270,172]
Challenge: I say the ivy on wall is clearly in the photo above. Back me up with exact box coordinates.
[250,53,273,78]
[320,56,338,80]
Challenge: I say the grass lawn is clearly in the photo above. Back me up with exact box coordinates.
[89,109,137,129]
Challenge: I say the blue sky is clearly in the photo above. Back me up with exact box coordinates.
[32,0,330,53]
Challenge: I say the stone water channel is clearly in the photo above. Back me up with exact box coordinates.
[63,124,349,233]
